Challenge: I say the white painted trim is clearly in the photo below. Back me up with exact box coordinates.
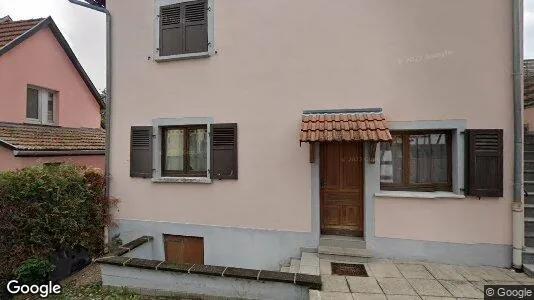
[153,0,215,62]
[375,190,465,199]
[152,177,212,184]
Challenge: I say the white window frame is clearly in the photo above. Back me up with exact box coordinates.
[26,85,57,125]
[152,117,213,183]
[153,0,215,62]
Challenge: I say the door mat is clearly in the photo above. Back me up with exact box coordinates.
[331,262,368,277]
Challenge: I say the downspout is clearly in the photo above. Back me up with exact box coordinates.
[512,0,524,270]
[67,0,112,244]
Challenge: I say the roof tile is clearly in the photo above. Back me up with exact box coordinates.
[300,112,392,142]
[0,18,43,48]
[0,123,105,151]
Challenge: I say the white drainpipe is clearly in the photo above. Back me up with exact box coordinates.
[512,0,524,270]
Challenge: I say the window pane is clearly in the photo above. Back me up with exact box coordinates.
[410,134,431,183]
[26,88,39,119]
[47,92,54,123]
[165,129,184,171]
[380,136,403,184]
[430,133,448,182]
[188,128,207,172]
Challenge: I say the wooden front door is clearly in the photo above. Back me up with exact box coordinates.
[164,235,204,264]
[320,142,364,237]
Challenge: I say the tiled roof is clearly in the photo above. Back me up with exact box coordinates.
[0,18,44,48]
[525,59,534,107]
[299,112,392,142]
[0,123,105,151]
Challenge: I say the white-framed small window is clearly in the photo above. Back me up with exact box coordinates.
[154,0,215,62]
[26,85,57,125]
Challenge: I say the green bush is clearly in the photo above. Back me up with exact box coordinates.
[15,258,55,285]
[0,164,116,296]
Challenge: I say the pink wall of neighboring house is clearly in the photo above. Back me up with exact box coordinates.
[0,27,101,128]
[109,0,514,246]
[0,146,104,172]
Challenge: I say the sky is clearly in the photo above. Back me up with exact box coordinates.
[0,0,105,91]
[1,0,534,92]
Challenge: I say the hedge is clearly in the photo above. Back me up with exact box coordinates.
[0,164,116,296]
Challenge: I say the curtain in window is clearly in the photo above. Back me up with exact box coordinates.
[165,129,184,171]
[409,133,447,183]
[380,136,403,184]
[188,128,207,172]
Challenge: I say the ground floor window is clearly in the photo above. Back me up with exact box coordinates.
[380,130,452,192]
[162,126,208,177]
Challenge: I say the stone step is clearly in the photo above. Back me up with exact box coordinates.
[526,181,534,193]
[526,195,534,205]
[298,252,320,275]
[526,171,534,182]
[318,245,373,257]
[524,264,534,278]
[523,247,534,265]
[289,258,300,273]
[318,253,372,264]
[319,235,366,249]
[526,160,534,170]
[526,204,534,218]
[526,144,534,152]
[525,218,534,233]
[280,266,290,273]
[526,233,534,247]
[526,152,534,161]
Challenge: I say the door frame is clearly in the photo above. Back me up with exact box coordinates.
[319,142,365,237]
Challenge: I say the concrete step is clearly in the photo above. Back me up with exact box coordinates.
[523,247,534,264]
[526,171,534,181]
[526,233,534,247]
[526,144,534,152]
[526,160,534,170]
[526,181,534,193]
[318,253,372,263]
[289,258,300,273]
[524,264,534,277]
[320,235,366,249]
[318,245,373,257]
[525,218,534,233]
[298,252,320,275]
[526,152,534,161]
[280,266,290,273]
[526,195,534,204]
[526,204,534,218]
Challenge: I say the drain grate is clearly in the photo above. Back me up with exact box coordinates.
[331,262,368,277]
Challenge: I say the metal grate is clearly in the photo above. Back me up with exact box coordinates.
[331,262,368,277]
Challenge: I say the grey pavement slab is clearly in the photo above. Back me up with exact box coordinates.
[439,280,483,298]
[353,293,388,300]
[377,277,417,295]
[346,277,383,294]
[406,278,452,297]
[318,291,354,300]
[385,296,422,300]
[396,264,433,279]
[322,275,351,292]
[424,263,466,281]
[369,263,403,278]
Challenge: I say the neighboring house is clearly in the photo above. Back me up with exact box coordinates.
[0,16,105,171]
[109,0,517,270]
[525,59,534,131]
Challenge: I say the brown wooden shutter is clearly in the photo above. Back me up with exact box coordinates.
[130,126,153,178]
[210,123,238,180]
[465,129,503,197]
[159,3,183,56]
[184,0,208,54]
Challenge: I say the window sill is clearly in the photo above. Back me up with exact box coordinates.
[375,190,465,199]
[153,51,212,63]
[152,177,212,184]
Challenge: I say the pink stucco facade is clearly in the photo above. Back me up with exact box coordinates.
[0,146,104,172]
[0,27,101,128]
[108,0,516,268]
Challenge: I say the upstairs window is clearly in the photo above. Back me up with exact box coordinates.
[26,86,57,125]
[155,0,214,61]
[380,131,452,192]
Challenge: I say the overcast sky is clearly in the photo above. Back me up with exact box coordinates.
[1,0,534,92]
[0,0,105,91]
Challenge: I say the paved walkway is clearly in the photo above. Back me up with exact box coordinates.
[310,257,534,299]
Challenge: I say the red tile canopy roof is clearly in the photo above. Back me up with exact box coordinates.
[299,109,392,142]
[0,18,44,48]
